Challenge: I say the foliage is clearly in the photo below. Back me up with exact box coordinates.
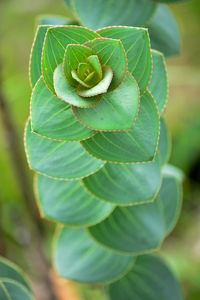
[0,257,35,300]
[21,0,187,298]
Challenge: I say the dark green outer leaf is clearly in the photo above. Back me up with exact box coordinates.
[81,90,160,163]
[25,120,105,180]
[29,25,50,88]
[148,50,168,113]
[42,26,100,93]
[148,4,180,57]
[88,196,165,254]
[0,280,34,300]
[160,171,183,235]
[35,174,114,227]
[71,0,157,30]
[97,26,152,94]
[0,257,31,291]
[82,156,161,205]
[152,0,183,2]
[31,77,95,141]
[109,255,183,300]
[37,15,72,26]
[0,283,9,300]
[157,117,171,166]
[53,227,134,283]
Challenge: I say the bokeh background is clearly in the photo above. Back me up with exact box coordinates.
[0,0,200,299]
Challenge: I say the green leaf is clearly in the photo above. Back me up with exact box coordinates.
[37,15,72,26]
[29,25,50,88]
[0,257,31,291]
[81,90,159,163]
[31,77,95,141]
[97,27,152,94]
[63,44,96,86]
[42,26,99,93]
[0,282,10,300]
[87,55,102,79]
[54,64,102,107]
[88,196,165,254]
[148,50,168,113]
[157,117,171,166]
[71,0,156,30]
[82,157,161,205]
[109,255,183,300]
[152,0,183,2]
[77,66,113,97]
[54,227,134,283]
[25,120,105,180]
[84,38,127,92]
[73,72,139,131]
[36,174,114,227]
[0,280,34,300]
[148,5,180,57]
[162,164,184,183]
[159,171,182,235]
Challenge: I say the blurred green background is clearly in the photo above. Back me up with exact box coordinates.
[0,0,200,299]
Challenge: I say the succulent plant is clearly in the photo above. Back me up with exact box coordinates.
[25,24,183,298]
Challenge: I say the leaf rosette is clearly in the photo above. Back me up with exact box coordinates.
[25,24,183,292]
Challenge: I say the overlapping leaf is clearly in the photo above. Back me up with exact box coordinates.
[0,257,31,291]
[81,91,159,163]
[25,120,104,180]
[97,27,152,94]
[82,157,161,205]
[42,26,99,93]
[148,4,180,57]
[73,72,139,131]
[36,174,114,226]
[157,117,171,166]
[0,257,34,300]
[0,280,34,300]
[70,0,156,30]
[148,50,168,113]
[54,64,102,107]
[88,196,165,254]
[109,255,183,300]
[88,168,182,255]
[54,227,134,283]
[31,77,95,141]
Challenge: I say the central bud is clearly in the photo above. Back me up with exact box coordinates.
[71,55,102,88]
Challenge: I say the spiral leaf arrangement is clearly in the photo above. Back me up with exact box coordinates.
[25,23,184,299]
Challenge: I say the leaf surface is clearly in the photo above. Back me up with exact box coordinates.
[82,157,161,205]
[42,26,99,93]
[54,227,134,283]
[54,65,102,107]
[97,27,152,94]
[88,196,164,254]
[29,25,50,87]
[73,72,139,131]
[109,255,183,300]
[25,120,104,180]
[71,0,156,30]
[148,5,180,57]
[81,91,159,163]
[148,50,168,113]
[84,38,127,91]
[31,77,95,141]
[36,174,114,226]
